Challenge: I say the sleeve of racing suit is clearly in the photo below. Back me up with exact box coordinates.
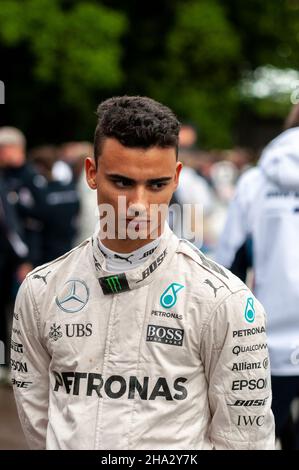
[11,277,50,449]
[200,289,275,449]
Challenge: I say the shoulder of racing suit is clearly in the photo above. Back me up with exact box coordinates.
[27,237,91,278]
[23,237,91,313]
[176,238,245,295]
[175,239,267,328]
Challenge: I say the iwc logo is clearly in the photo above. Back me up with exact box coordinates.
[56,280,89,313]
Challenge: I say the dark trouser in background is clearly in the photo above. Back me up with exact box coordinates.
[271,375,299,450]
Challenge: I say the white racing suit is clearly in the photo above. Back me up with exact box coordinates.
[215,127,299,376]
[11,223,275,449]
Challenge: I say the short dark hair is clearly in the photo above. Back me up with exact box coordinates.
[94,96,180,163]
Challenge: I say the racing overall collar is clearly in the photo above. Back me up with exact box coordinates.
[97,236,161,273]
[91,222,180,295]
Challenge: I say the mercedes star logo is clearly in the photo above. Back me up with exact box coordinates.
[55,279,89,313]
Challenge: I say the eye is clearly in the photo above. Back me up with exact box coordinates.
[114,179,133,188]
[150,182,168,190]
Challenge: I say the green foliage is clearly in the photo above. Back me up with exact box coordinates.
[151,0,241,147]
[1,0,299,147]
[224,0,299,69]
[0,0,126,105]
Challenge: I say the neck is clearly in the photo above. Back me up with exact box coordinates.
[98,234,161,273]
[100,223,164,254]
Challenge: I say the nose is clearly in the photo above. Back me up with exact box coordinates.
[127,185,149,217]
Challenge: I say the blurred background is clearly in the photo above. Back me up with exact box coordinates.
[2,0,299,148]
[1,0,299,449]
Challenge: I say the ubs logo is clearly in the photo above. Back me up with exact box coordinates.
[66,323,92,337]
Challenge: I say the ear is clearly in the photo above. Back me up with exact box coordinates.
[174,161,183,191]
[85,157,97,190]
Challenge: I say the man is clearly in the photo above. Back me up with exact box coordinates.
[0,127,34,383]
[28,145,80,264]
[0,127,47,270]
[215,104,299,449]
[12,96,274,449]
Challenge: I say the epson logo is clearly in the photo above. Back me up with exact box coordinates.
[146,325,184,346]
[53,371,188,401]
[232,326,265,338]
[228,398,269,407]
[232,378,268,391]
[10,359,28,373]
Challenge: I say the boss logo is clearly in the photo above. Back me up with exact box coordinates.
[146,324,184,346]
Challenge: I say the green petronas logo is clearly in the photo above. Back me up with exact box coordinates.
[106,276,122,293]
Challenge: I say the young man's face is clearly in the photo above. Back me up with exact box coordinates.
[86,137,182,251]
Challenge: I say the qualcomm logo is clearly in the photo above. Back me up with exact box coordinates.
[56,279,89,313]
[160,283,184,309]
[244,297,255,323]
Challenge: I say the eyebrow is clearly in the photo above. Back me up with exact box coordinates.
[107,174,173,184]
